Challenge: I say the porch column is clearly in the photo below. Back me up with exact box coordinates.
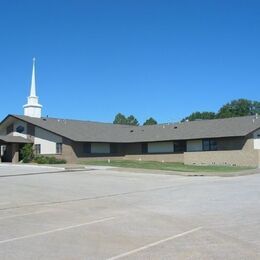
[11,143,19,163]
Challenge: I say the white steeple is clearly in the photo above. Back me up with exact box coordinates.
[30,57,36,97]
[23,58,42,118]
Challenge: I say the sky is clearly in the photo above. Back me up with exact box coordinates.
[0,0,259,124]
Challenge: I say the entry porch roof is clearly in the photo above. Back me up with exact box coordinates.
[0,135,32,144]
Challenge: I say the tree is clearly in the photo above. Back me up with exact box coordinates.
[217,99,260,118]
[113,113,139,125]
[143,117,157,125]
[20,144,34,163]
[181,111,216,122]
[126,115,139,126]
[113,113,128,125]
[181,98,260,122]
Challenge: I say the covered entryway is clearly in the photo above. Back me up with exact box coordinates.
[0,135,32,163]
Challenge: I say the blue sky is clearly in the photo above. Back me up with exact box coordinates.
[0,0,259,123]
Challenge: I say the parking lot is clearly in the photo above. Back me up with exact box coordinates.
[0,164,259,259]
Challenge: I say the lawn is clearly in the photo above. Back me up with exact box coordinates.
[82,160,253,173]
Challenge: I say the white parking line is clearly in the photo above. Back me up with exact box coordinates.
[107,226,202,260]
[0,210,51,220]
[0,216,115,245]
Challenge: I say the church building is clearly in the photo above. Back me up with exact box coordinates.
[0,60,259,167]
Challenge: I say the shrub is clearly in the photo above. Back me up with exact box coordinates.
[20,144,34,163]
[34,156,66,164]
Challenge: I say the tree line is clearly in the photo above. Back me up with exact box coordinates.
[113,98,260,125]
[181,99,260,122]
[113,113,157,126]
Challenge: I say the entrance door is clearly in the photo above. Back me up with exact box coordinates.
[1,144,11,162]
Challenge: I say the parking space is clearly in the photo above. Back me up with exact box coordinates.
[0,165,259,259]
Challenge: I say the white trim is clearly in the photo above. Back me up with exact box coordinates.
[107,227,202,260]
[0,216,115,244]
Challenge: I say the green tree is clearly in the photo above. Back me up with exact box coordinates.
[126,115,139,126]
[113,113,139,125]
[143,117,157,125]
[252,101,260,114]
[20,144,34,163]
[113,113,128,124]
[217,99,260,118]
[181,111,216,122]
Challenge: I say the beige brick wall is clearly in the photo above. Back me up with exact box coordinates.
[124,153,184,163]
[183,138,259,167]
[12,144,19,163]
[76,154,184,163]
[77,156,125,162]
[74,144,260,167]
[54,138,78,163]
[184,150,259,167]
[53,137,259,167]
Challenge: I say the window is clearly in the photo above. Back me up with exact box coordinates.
[35,144,41,155]
[110,143,118,154]
[91,143,110,154]
[210,140,217,150]
[202,139,210,151]
[174,141,186,152]
[203,139,217,151]
[0,145,6,156]
[56,143,62,154]
[83,143,91,154]
[16,125,25,133]
[147,142,174,153]
[141,143,148,154]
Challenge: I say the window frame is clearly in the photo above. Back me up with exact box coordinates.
[83,143,91,154]
[16,125,25,133]
[110,143,118,154]
[141,143,148,154]
[35,144,41,155]
[56,143,62,154]
[202,139,217,151]
[174,141,187,153]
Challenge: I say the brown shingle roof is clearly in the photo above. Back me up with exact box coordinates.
[7,114,260,143]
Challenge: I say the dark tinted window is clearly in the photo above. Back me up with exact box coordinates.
[174,141,186,152]
[203,139,217,151]
[141,143,148,154]
[16,125,25,133]
[210,140,217,150]
[110,143,118,154]
[56,143,62,154]
[83,143,91,154]
[202,139,210,151]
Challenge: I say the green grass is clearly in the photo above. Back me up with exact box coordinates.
[82,160,253,173]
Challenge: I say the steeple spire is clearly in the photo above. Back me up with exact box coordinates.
[23,58,42,118]
[30,57,36,97]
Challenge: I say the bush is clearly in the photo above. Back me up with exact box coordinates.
[20,144,34,163]
[34,156,66,164]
